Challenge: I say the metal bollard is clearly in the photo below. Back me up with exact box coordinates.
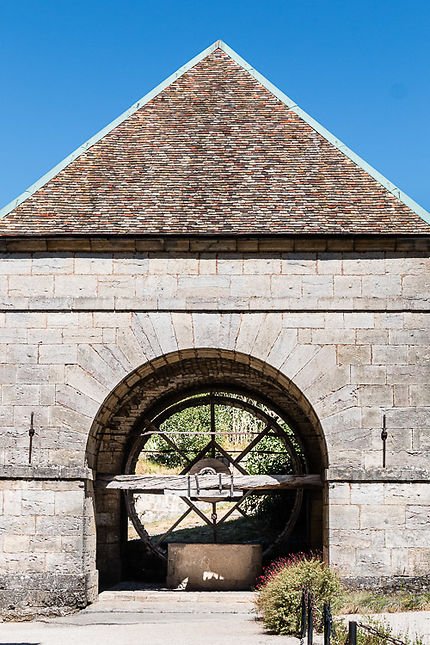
[307,594,313,645]
[348,621,357,645]
[323,603,331,645]
[300,590,307,639]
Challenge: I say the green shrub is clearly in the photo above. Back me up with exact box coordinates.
[256,553,342,635]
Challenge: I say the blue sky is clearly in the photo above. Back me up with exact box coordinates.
[1,0,429,213]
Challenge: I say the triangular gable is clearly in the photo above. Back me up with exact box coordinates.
[1,40,429,235]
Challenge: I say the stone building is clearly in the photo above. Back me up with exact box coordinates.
[0,40,429,614]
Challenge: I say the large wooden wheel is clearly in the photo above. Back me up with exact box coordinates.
[124,390,308,559]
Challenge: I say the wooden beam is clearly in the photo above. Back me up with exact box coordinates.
[96,473,322,493]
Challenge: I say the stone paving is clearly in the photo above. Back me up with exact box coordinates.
[0,590,312,645]
[1,589,430,645]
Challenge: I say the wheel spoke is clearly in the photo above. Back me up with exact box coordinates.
[155,507,193,545]
[233,424,272,465]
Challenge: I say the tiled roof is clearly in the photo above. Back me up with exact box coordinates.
[1,42,429,236]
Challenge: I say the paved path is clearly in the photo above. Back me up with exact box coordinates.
[0,590,312,645]
[1,589,429,644]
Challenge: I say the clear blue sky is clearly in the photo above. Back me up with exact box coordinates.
[1,0,429,213]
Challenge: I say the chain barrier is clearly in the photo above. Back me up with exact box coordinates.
[357,621,409,645]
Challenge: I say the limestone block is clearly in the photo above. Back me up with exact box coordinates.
[218,313,241,349]
[312,328,355,344]
[6,345,38,364]
[128,315,159,362]
[28,329,62,344]
[54,275,97,298]
[405,505,430,528]
[387,408,430,429]
[316,252,342,274]
[192,313,221,348]
[22,490,55,515]
[329,504,359,529]
[266,328,297,369]
[358,385,393,406]
[98,275,135,297]
[408,548,430,575]
[32,254,74,274]
[36,516,83,535]
[283,312,324,328]
[355,548,392,575]
[280,252,316,274]
[179,275,230,298]
[310,374,354,417]
[409,385,430,406]
[342,253,385,275]
[3,490,22,515]
[385,527,430,549]
[386,255,430,275]
[402,274,430,298]
[356,329,389,344]
[350,484,384,505]
[360,504,405,530]
[115,328,147,370]
[65,365,109,404]
[251,313,283,361]
[294,345,337,392]
[0,364,17,383]
[337,345,371,365]
[0,254,31,274]
[298,329,312,343]
[384,484,430,505]
[324,312,344,328]
[29,535,62,553]
[390,329,429,345]
[235,313,265,354]
[351,365,386,385]
[46,312,75,327]
[5,312,47,328]
[328,483,350,504]
[330,529,385,549]
[329,545,356,572]
[9,275,54,298]
[217,257,243,275]
[39,344,77,364]
[2,384,40,405]
[2,534,30,553]
[393,385,409,407]
[63,327,103,343]
[243,256,281,274]
[0,515,35,534]
[321,406,362,435]
[148,312,178,354]
[387,365,430,385]
[270,275,301,298]
[302,275,333,298]
[55,490,84,515]
[344,313,375,328]
[280,344,320,379]
[55,385,100,417]
[198,255,217,274]
[334,275,362,297]
[374,313,404,329]
[372,345,409,365]
[362,275,401,298]
[74,254,113,274]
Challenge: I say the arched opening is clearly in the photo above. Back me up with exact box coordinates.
[86,349,328,588]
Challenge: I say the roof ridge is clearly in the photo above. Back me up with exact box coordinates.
[1,40,429,228]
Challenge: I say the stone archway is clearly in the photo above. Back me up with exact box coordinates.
[86,348,328,587]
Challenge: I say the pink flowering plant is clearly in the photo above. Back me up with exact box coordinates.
[255,552,342,636]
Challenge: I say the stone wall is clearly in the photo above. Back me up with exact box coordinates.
[0,236,429,611]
